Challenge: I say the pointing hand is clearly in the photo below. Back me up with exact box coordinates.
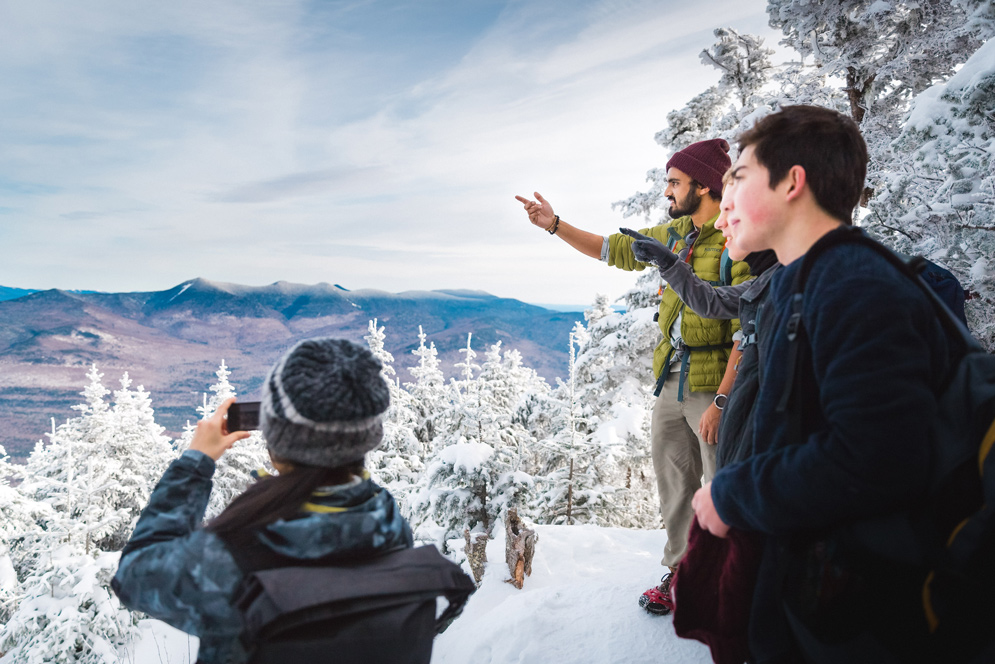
[515,192,555,231]
[619,228,678,269]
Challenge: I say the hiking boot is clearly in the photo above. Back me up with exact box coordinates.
[638,571,674,616]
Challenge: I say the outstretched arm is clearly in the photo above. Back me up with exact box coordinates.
[515,192,603,259]
[113,399,253,658]
[619,228,746,319]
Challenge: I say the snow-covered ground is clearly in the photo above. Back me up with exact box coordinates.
[434,524,710,664]
[124,524,712,664]
[119,621,198,664]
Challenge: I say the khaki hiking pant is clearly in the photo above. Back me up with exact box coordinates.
[652,373,717,568]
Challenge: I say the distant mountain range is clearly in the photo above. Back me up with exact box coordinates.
[0,279,586,462]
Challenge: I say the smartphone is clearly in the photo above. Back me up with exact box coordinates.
[227,401,261,432]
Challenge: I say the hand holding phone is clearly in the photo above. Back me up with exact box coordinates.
[189,398,252,461]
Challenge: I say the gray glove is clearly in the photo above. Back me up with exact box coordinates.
[619,228,678,269]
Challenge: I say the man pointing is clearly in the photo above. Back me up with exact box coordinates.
[517,138,749,614]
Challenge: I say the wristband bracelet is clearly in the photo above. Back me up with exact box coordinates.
[547,215,561,235]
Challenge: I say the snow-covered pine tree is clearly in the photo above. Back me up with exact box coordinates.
[0,444,54,625]
[1,367,155,661]
[177,360,270,520]
[867,36,995,349]
[0,546,139,664]
[767,0,995,211]
[408,335,534,551]
[767,0,992,125]
[531,294,660,529]
[476,341,546,470]
[615,26,846,223]
[98,373,176,550]
[655,27,774,152]
[20,366,176,553]
[405,325,447,448]
[531,325,610,525]
[363,319,423,500]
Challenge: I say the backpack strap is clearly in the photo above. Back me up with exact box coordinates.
[666,226,682,251]
[654,342,734,400]
[775,227,979,437]
[720,247,734,287]
[216,526,391,574]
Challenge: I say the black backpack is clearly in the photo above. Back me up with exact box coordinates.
[218,531,476,664]
[777,228,995,661]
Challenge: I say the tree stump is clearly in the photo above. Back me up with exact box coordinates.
[463,528,488,585]
[505,508,537,589]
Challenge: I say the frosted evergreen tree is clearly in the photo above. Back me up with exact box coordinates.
[767,0,993,125]
[178,360,270,520]
[454,333,480,385]
[478,342,547,417]
[531,327,606,525]
[614,27,843,222]
[0,546,139,664]
[99,373,175,548]
[767,0,995,207]
[22,365,113,504]
[408,334,534,550]
[531,312,658,527]
[363,319,423,498]
[20,366,176,553]
[405,325,447,447]
[573,291,660,527]
[479,342,550,477]
[868,36,995,349]
[0,445,53,624]
[653,27,774,153]
[1,366,153,661]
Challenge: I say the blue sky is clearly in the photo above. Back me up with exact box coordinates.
[0,0,780,305]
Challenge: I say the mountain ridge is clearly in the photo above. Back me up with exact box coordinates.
[0,279,587,462]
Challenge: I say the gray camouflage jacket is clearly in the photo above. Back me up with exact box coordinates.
[112,450,412,664]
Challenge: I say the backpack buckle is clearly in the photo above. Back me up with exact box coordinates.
[786,313,801,342]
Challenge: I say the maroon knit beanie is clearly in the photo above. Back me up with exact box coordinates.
[666,138,731,196]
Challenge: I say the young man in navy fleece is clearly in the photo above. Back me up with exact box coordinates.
[690,105,953,664]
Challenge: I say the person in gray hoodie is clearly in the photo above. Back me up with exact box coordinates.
[621,225,779,469]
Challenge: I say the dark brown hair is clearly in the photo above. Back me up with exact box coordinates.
[736,105,867,224]
[206,459,365,535]
[690,178,723,202]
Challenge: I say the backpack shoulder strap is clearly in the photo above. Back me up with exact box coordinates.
[720,246,733,287]
[772,228,865,420]
[775,228,979,424]
[215,527,288,574]
[666,225,681,251]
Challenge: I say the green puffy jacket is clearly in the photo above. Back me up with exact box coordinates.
[607,214,751,392]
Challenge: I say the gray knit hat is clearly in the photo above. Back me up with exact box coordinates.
[261,337,390,469]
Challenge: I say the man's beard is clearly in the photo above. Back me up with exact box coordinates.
[668,188,702,218]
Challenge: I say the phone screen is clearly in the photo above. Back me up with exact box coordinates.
[227,401,261,431]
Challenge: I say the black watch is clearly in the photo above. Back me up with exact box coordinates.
[713,393,728,410]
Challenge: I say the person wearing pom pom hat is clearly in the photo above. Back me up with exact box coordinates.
[113,337,414,663]
[516,138,751,615]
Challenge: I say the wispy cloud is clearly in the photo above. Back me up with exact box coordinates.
[214,166,387,203]
[0,0,779,304]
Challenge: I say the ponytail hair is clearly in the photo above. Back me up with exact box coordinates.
[206,459,365,535]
